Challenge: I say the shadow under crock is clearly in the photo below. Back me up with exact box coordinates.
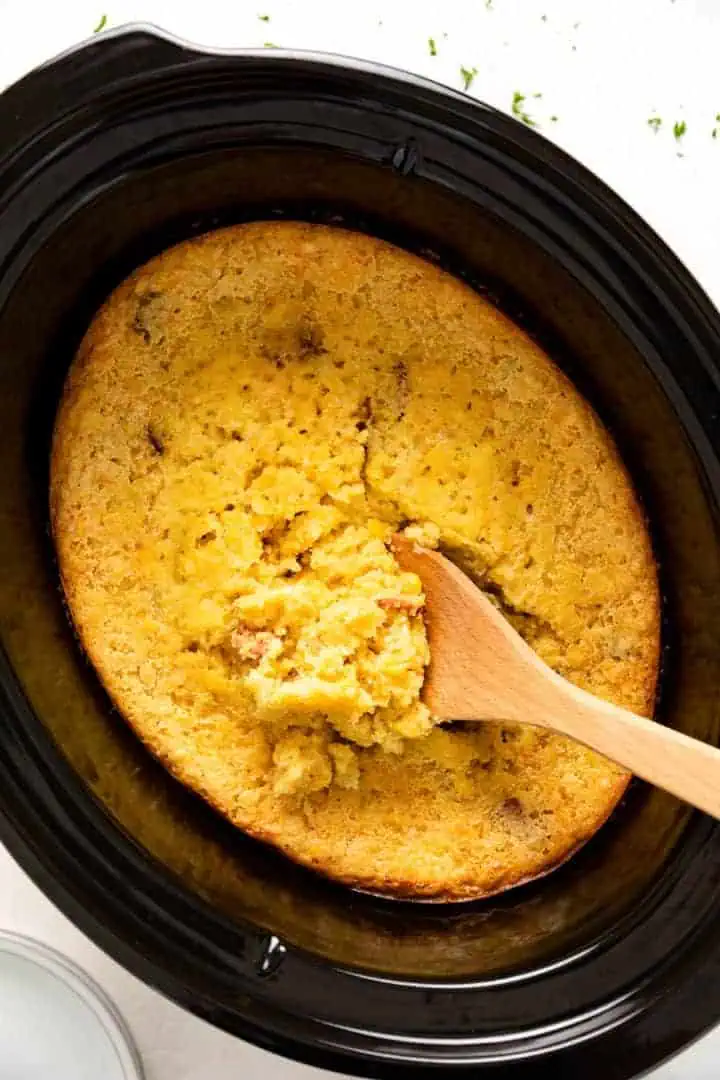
[0,28,719,1079]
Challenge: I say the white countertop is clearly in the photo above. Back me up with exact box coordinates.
[1,0,719,1076]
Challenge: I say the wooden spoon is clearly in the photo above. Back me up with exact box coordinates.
[392,535,720,820]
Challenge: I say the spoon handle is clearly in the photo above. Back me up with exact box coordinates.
[541,678,720,820]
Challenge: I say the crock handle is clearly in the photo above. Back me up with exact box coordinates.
[0,27,194,164]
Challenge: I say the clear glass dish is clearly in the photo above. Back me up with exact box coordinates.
[0,930,143,1080]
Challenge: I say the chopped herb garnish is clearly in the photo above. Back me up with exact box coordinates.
[550,115,559,123]
[485,0,493,8]
[511,91,537,127]
[428,37,437,56]
[647,116,662,133]
[460,66,478,92]
[264,41,277,48]
[93,13,108,32]
[258,13,270,21]
[673,120,687,140]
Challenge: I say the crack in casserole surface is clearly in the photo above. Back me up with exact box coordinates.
[51,223,660,900]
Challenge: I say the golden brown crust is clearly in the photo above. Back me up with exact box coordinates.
[51,222,659,901]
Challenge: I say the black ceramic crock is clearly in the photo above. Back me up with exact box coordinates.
[0,27,719,1079]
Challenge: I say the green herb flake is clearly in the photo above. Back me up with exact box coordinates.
[550,115,559,123]
[264,41,277,48]
[647,116,662,133]
[258,13,270,21]
[511,91,537,127]
[673,120,687,141]
[485,0,493,8]
[428,37,438,57]
[460,66,478,92]
[93,13,108,32]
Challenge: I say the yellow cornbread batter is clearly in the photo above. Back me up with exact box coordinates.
[51,222,660,899]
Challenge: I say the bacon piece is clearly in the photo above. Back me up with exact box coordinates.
[378,596,423,615]
[230,627,275,662]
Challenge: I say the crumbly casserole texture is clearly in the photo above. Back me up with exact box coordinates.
[51,222,660,900]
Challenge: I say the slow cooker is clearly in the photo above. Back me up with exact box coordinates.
[0,27,719,1078]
